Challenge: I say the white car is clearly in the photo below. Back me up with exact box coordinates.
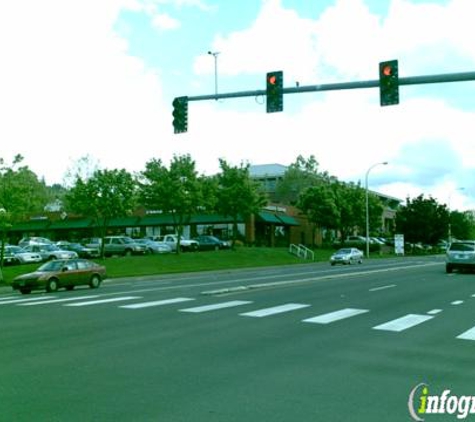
[330,248,364,266]
[22,244,78,261]
[4,245,43,264]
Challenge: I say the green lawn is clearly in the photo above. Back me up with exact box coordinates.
[0,247,335,286]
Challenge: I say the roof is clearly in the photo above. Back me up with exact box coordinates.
[249,164,288,178]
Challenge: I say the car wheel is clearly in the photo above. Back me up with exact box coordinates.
[446,264,453,274]
[89,275,101,289]
[20,288,31,294]
[358,259,363,264]
[124,249,133,257]
[46,278,59,292]
[66,285,74,291]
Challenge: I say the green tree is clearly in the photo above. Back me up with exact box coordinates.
[275,155,326,205]
[450,210,475,240]
[139,154,203,253]
[66,168,137,258]
[215,159,267,247]
[395,195,449,245]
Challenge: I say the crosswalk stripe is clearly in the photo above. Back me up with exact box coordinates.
[372,314,434,332]
[180,300,252,313]
[19,295,101,306]
[119,297,195,309]
[456,327,475,341]
[302,308,369,324]
[0,296,58,305]
[64,296,141,307]
[240,303,310,318]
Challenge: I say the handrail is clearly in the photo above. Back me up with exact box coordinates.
[289,244,314,261]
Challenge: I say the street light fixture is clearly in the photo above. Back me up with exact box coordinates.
[365,162,388,258]
[208,51,220,99]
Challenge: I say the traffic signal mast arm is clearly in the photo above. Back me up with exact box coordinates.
[184,70,475,103]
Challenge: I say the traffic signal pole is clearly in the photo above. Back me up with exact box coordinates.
[185,70,475,102]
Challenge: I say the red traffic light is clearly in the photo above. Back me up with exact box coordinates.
[382,65,393,77]
[268,75,277,85]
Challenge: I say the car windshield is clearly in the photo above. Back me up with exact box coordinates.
[37,261,67,272]
[450,243,475,252]
[336,249,352,254]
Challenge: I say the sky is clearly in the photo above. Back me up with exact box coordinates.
[1,0,475,211]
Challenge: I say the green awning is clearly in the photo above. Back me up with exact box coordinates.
[107,217,141,227]
[49,219,92,229]
[138,215,176,226]
[10,220,50,232]
[257,212,282,224]
[277,215,299,226]
[190,214,240,224]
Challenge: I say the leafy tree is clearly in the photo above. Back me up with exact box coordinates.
[395,195,449,245]
[450,210,475,240]
[275,155,326,205]
[215,159,267,247]
[139,154,203,253]
[66,168,137,257]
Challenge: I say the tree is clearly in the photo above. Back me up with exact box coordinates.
[275,155,326,205]
[395,195,449,245]
[450,210,475,240]
[215,159,267,247]
[66,168,137,258]
[139,154,203,253]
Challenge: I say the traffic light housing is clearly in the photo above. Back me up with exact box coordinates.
[266,71,283,113]
[379,60,399,106]
[172,96,188,133]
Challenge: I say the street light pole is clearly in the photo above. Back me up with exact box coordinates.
[447,187,465,244]
[365,162,388,258]
[207,51,220,99]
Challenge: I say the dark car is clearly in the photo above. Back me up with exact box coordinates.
[195,235,231,251]
[12,259,107,294]
[56,242,100,258]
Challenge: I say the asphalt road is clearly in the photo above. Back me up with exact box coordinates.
[2,255,475,422]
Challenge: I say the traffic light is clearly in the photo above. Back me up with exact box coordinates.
[379,60,399,106]
[266,71,283,113]
[172,96,188,134]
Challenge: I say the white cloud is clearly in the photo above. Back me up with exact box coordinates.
[151,13,181,30]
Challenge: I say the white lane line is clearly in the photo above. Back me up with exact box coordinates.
[457,327,475,341]
[302,308,369,324]
[180,300,252,313]
[240,303,310,318]
[119,297,195,309]
[65,296,141,307]
[0,296,58,305]
[451,300,464,305]
[427,309,443,315]
[369,284,396,292]
[372,314,434,332]
[19,296,101,306]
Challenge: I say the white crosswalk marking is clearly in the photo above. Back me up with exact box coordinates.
[456,327,475,341]
[120,297,195,309]
[19,295,101,306]
[372,314,434,332]
[65,296,141,307]
[0,296,58,305]
[180,300,252,313]
[240,303,310,318]
[303,308,369,324]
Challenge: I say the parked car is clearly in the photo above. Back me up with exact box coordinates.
[134,239,172,254]
[330,248,364,266]
[18,237,53,248]
[194,235,231,251]
[22,244,78,261]
[445,241,475,273]
[12,258,107,294]
[56,241,100,259]
[102,236,148,257]
[159,234,199,252]
[3,245,43,265]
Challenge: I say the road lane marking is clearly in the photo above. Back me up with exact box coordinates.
[369,284,396,292]
[372,314,434,332]
[180,300,252,313]
[427,309,443,315]
[0,296,58,305]
[302,308,369,324]
[119,297,195,309]
[456,327,475,341]
[65,296,141,306]
[18,295,101,306]
[451,300,464,305]
[240,303,310,318]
